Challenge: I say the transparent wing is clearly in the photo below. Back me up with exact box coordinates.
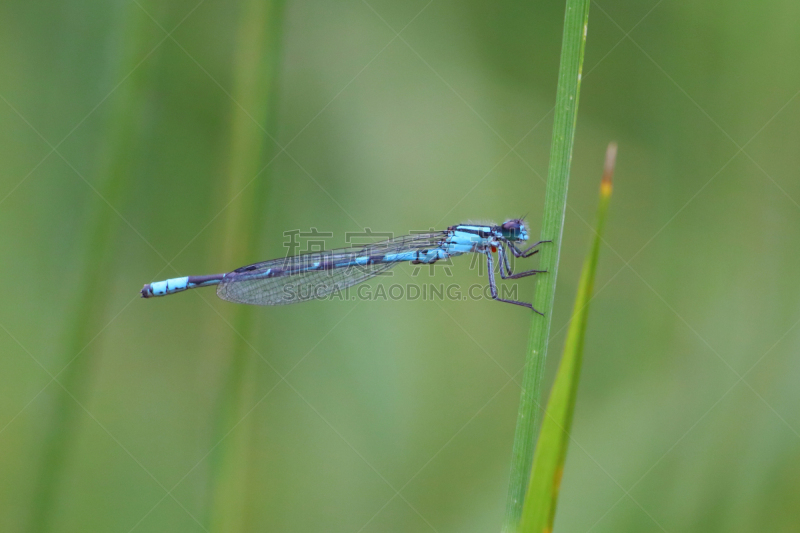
[216,231,447,305]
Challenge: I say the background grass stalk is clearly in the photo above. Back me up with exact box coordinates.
[520,144,616,532]
[206,1,284,531]
[25,6,152,532]
[502,0,592,530]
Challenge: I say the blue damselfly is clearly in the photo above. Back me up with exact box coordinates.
[141,219,548,312]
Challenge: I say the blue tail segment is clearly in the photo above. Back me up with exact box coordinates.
[141,274,223,298]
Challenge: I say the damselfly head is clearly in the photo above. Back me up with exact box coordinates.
[500,219,528,241]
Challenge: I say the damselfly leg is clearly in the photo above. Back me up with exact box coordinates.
[486,252,543,314]
[509,239,551,258]
[497,243,547,280]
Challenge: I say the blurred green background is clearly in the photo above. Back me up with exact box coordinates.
[2,0,799,532]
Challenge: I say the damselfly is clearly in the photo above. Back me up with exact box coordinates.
[141,219,549,313]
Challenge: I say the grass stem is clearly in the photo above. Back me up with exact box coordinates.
[502,0,592,530]
[26,6,153,532]
[206,2,284,531]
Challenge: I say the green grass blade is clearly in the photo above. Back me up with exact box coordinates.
[503,0,592,530]
[520,144,616,533]
[206,1,284,531]
[26,7,153,532]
